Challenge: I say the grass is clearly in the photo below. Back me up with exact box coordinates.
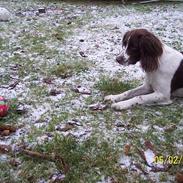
[0,1,183,182]
[0,161,16,183]
[0,37,8,51]
[18,135,126,183]
[51,59,90,78]
[95,75,136,95]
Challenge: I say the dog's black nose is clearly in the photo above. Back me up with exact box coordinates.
[116,55,125,65]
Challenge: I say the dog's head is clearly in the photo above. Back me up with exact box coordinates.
[116,29,163,72]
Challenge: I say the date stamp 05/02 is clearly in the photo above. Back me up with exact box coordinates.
[154,155,183,165]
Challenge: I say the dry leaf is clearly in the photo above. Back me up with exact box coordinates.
[124,144,131,156]
[1,130,10,136]
[176,172,183,183]
[0,124,16,132]
[144,140,154,151]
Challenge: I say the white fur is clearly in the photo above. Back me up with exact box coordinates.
[105,44,183,110]
[0,7,11,21]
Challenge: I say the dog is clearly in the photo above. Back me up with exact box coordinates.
[104,28,183,110]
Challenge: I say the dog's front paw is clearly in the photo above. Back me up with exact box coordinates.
[111,103,123,110]
[104,95,117,103]
[111,101,131,111]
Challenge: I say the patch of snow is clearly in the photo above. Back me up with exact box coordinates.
[144,149,155,166]
[119,154,131,168]
[30,104,51,122]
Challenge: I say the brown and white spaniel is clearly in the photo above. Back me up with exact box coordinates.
[105,29,183,110]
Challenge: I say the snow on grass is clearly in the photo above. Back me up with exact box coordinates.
[0,0,183,182]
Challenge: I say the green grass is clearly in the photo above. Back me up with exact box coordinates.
[51,59,90,78]
[95,75,136,95]
[0,1,183,183]
[0,161,16,183]
[18,135,126,183]
[0,37,8,51]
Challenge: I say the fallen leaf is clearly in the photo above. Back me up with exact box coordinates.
[124,144,131,156]
[164,124,177,132]
[176,172,183,183]
[1,130,10,136]
[0,124,16,132]
[144,140,154,151]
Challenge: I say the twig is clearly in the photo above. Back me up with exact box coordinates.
[0,144,69,174]
[22,149,55,160]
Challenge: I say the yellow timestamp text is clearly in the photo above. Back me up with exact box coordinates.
[154,155,182,165]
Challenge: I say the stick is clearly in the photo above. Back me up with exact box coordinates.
[0,144,69,174]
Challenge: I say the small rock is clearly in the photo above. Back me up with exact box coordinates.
[0,7,11,21]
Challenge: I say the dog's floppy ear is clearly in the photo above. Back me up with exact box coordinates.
[122,31,132,47]
[140,34,163,72]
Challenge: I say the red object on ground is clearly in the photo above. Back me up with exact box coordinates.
[0,96,9,117]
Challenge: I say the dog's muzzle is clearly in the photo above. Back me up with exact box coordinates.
[116,53,129,65]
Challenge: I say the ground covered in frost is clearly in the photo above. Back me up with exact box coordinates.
[0,0,183,183]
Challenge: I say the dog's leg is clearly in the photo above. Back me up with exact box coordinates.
[104,84,152,103]
[111,92,172,110]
